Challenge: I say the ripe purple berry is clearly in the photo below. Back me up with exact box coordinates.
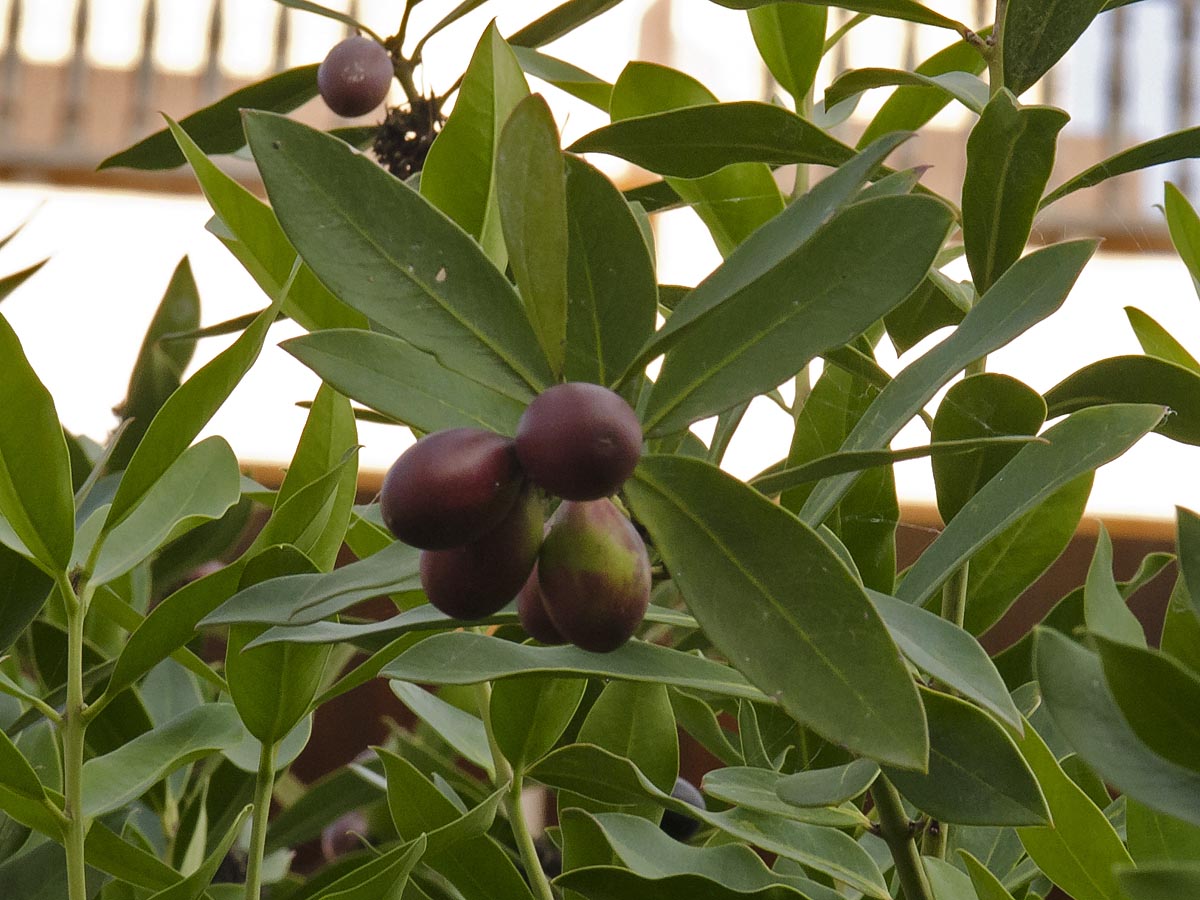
[317,36,393,118]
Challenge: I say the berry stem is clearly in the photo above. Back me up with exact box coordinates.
[62,571,89,900]
[243,741,277,900]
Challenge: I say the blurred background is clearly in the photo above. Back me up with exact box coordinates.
[0,0,1195,527]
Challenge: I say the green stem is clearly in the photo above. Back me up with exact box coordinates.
[922,818,947,860]
[243,742,277,900]
[988,0,1008,94]
[940,562,969,629]
[871,776,933,900]
[62,576,88,900]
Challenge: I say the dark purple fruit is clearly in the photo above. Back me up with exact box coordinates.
[381,428,522,550]
[660,777,705,841]
[516,566,567,645]
[420,488,543,620]
[317,36,393,118]
[537,499,651,653]
[515,383,642,501]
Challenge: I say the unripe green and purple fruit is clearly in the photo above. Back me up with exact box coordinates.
[537,498,651,653]
[380,428,521,550]
[420,488,543,620]
[516,382,642,501]
[660,777,705,841]
[317,35,393,118]
[516,566,567,645]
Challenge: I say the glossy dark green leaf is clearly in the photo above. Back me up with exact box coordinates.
[168,118,366,332]
[1042,126,1200,207]
[1095,636,1200,772]
[421,22,529,265]
[859,33,989,148]
[490,676,586,771]
[700,768,869,829]
[643,194,951,435]
[884,689,1047,826]
[1127,798,1200,864]
[607,62,783,256]
[245,451,358,568]
[775,759,880,808]
[578,681,678,796]
[509,0,623,47]
[932,374,1046,522]
[109,258,201,470]
[1045,355,1200,445]
[99,65,319,170]
[1161,573,1200,675]
[1015,713,1133,900]
[0,544,52,653]
[498,93,568,376]
[709,0,965,29]
[271,0,377,34]
[800,240,1096,524]
[382,631,769,701]
[245,111,553,398]
[965,474,1092,637]
[867,589,1021,728]
[669,689,742,766]
[1164,181,1200,291]
[391,682,493,775]
[0,727,50,821]
[1179,507,1200,619]
[0,312,74,573]
[1036,628,1200,827]
[563,155,657,389]
[1002,0,1107,96]
[626,455,927,770]
[1125,307,1200,373]
[896,404,1164,607]
[827,68,987,114]
[1084,525,1145,645]
[884,276,969,355]
[318,838,426,900]
[1117,864,1200,900]
[81,703,242,817]
[511,46,611,109]
[960,851,1018,900]
[963,91,1069,292]
[91,437,240,584]
[748,4,826,101]
[571,101,855,177]
[148,804,251,900]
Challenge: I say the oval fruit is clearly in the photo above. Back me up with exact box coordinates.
[516,567,567,645]
[537,498,651,653]
[317,35,393,118]
[381,428,522,550]
[659,777,705,841]
[515,382,642,501]
[420,488,543,620]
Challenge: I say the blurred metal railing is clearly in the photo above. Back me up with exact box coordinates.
[0,0,1194,248]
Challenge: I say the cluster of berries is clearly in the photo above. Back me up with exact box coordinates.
[380,383,651,653]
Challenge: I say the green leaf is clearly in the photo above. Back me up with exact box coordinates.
[1042,126,1200,207]
[826,68,987,114]
[963,91,1069,293]
[748,4,827,101]
[625,455,927,770]
[1127,798,1200,864]
[866,589,1021,729]
[245,452,358,568]
[1164,181,1200,292]
[1084,525,1145,645]
[642,194,952,436]
[1001,0,1107,96]
[1094,636,1200,773]
[1045,355,1200,446]
[244,111,553,399]
[859,33,989,148]
[961,474,1092,635]
[509,0,624,48]
[0,728,50,810]
[283,330,526,436]
[147,805,252,900]
[104,292,283,532]
[491,676,586,771]
[563,155,657,389]
[800,239,1097,525]
[381,631,770,702]
[1179,507,1200,619]
[271,0,378,36]
[1161,573,1200,675]
[1125,307,1200,373]
[960,851,1018,900]
[0,544,53,653]
[884,275,969,355]
[91,437,241,585]
[931,374,1046,523]
[390,682,493,775]
[82,703,243,817]
[884,689,1048,826]
[577,681,678,796]
[1015,714,1134,900]
[511,46,611,110]
[99,65,319,170]
[775,759,880,808]
[421,22,530,266]
[168,117,366,332]
[0,259,46,305]
[895,404,1164,607]
[1036,628,1200,827]
[318,837,427,900]
[0,312,74,573]
[700,767,870,829]
[607,62,784,256]
[497,93,568,376]
[571,101,856,178]
[708,0,965,30]
[1117,863,1200,900]
[924,857,979,900]
[553,866,810,900]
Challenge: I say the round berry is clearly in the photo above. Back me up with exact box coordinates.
[317,36,393,118]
